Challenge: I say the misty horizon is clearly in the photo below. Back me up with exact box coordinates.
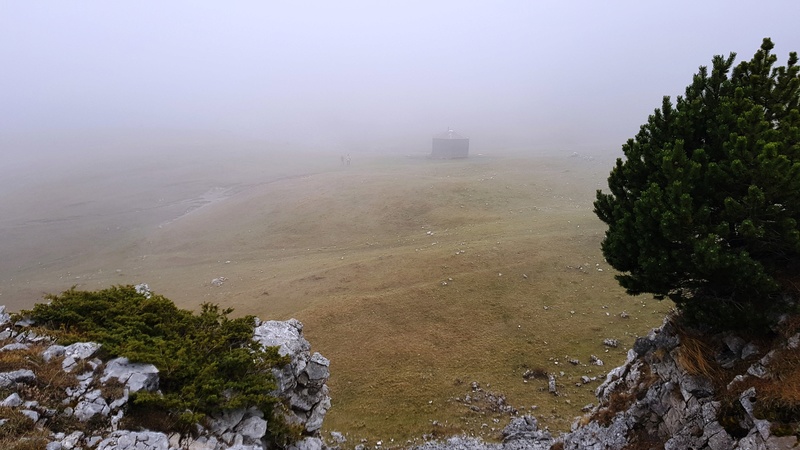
[3,1,799,160]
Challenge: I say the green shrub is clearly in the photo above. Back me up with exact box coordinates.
[594,38,800,330]
[20,285,293,444]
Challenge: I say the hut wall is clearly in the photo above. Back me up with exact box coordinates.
[431,138,469,159]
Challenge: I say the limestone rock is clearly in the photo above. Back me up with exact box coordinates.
[306,395,331,433]
[588,354,603,366]
[134,283,152,299]
[602,338,619,348]
[72,388,110,422]
[555,317,800,450]
[547,373,557,394]
[0,305,9,327]
[307,352,330,382]
[502,416,552,443]
[62,342,101,372]
[723,334,746,355]
[61,431,85,449]
[253,319,311,357]
[235,415,268,442]
[101,357,159,393]
[0,369,36,388]
[95,431,170,450]
[253,318,330,436]
[2,392,23,407]
[329,431,346,444]
[288,437,325,450]
[42,345,66,362]
[787,333,800,350]
[741,342,761,360]
[0,342,30,352]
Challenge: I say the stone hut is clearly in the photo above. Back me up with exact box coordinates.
[431,129,469,159]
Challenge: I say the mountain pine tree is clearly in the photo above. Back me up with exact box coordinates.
[594,38,800,328]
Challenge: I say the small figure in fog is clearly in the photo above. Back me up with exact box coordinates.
[346,154,351,166]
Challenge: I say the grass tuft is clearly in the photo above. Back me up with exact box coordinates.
[675,333,718,380]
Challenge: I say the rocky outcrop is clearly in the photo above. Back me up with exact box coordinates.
[556,317,800,450]
[6,295,800,450]
[413,416,554,450]
[253,318,331,435]
[0,306,329,450]
[415,315,800,450]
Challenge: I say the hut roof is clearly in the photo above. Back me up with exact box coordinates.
[433,129,467,140]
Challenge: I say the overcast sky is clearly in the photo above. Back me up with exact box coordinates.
[1,1,798,155]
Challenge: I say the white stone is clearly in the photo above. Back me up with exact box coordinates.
[62,431,84,449]
[96,431,170,450]
[288,437,324,450]
[0,369,36,388]
[740,387,758,420]
[72,389,110,422]
[0,305,9,327]
[741,342,761,360]
[787,333,800,350]
[305,394,331,432]
[236,415,268,441]
[755,419,772,440]
[747,363,768,378]
[42,345,66,362]
[0,342,29,352]
[306,352,330,381]
[101,357,159,392]
[1,392,23,407]
[210,409,247,435]
[723,334,746,355]
[330,431,346,443]
[62,342,101,372]
[253,319,310,357]
[20,409,39,422]
[134,283,152,298]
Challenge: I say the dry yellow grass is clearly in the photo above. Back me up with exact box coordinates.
[0,150,672,444]
[676,333,718,380]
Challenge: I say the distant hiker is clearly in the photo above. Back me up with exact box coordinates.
[346,154,351,166]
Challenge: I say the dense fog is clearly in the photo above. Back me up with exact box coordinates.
[1,2,799,310]
[2,1,798,160]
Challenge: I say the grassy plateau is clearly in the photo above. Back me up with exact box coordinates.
[0,147,672,445]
